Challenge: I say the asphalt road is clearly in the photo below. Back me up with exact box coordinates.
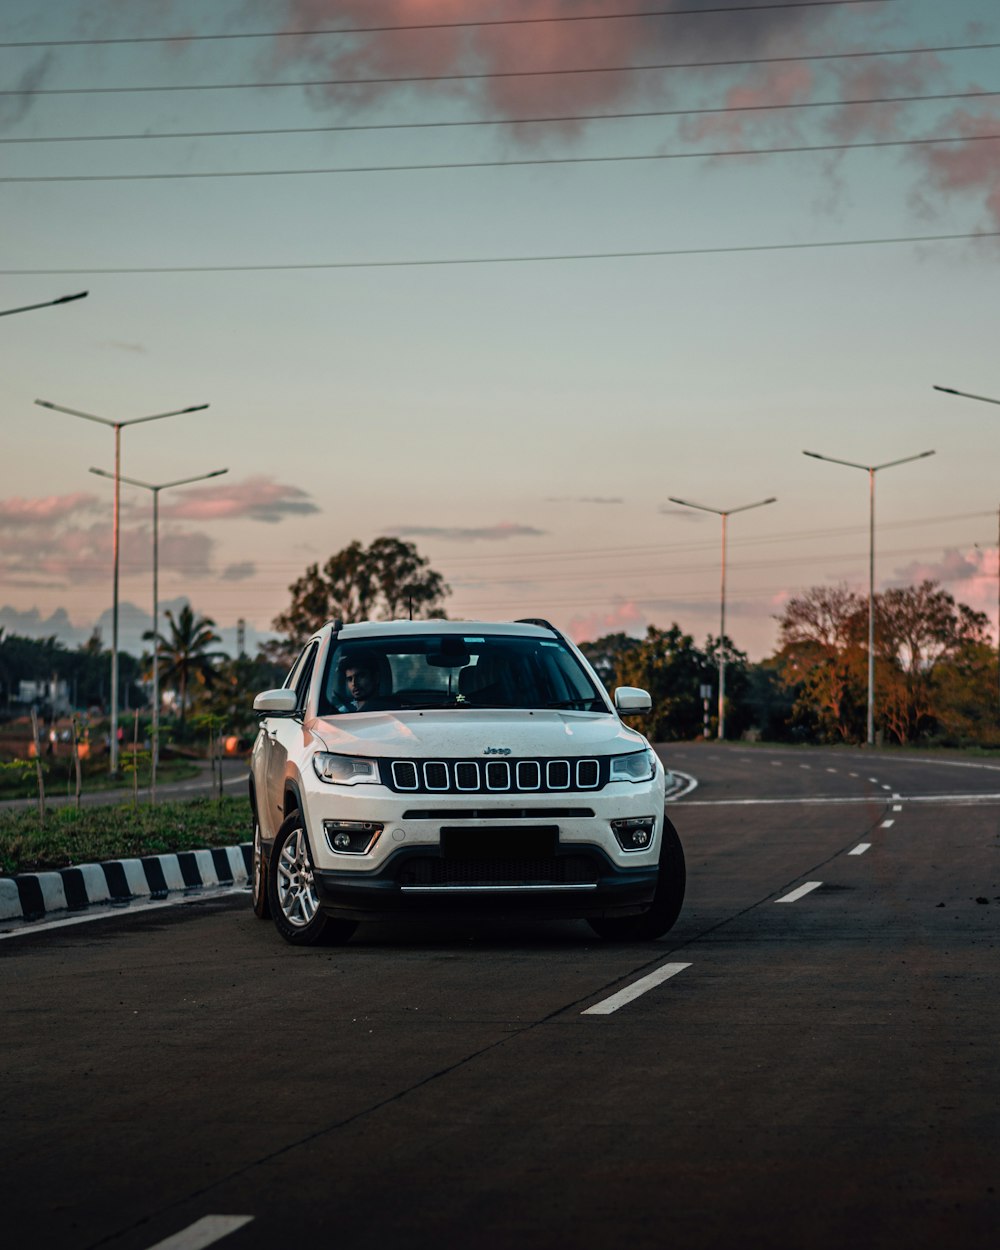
[2,743,998,1250]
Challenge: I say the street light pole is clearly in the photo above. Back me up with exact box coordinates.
[35,399,210,773]
[89,466,227,799]
[667,495,777,740]
[934,385,1000,715]
[0,291,87,317]
[933,385,1000,407]
[803,448,935,747]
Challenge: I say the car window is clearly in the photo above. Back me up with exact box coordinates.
[292,643,318,709]
[318,634,607,716]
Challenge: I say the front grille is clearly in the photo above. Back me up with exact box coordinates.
[381,756,607,795]
[397,854,600,887]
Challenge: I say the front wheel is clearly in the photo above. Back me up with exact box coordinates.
[267,811,357,946]
[588,814,686,941]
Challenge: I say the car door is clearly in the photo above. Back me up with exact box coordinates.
[264,640,319,831]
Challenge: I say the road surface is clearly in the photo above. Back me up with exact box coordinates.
[2,743,997,1250]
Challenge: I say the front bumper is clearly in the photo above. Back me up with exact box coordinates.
[313,842,659,922]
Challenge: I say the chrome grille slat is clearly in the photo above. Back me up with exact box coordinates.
[383,756,610,795]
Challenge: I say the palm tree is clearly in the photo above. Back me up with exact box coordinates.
[146,604,225,727]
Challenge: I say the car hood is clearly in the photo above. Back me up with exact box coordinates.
[308,709,647,759]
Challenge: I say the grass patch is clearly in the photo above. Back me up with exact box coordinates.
[0,756,201,800]
[0,796,251,875]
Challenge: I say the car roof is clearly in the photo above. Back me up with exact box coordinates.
[327,619,558,641]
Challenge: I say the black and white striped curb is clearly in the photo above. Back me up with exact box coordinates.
[0,844,252,923]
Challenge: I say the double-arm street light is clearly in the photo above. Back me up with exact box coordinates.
[0,291,87,318]
[667,494,777,740]
[803,448,935,747]
[90,465,228,800]
[36,398,210,773]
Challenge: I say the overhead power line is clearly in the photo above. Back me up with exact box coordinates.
[2,40,991,96]
[3,230,997,276]
[3,130,997,184]
[0,2,897,48]
[4,87,995,147]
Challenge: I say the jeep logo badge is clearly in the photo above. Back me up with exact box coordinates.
[483,746,512,755]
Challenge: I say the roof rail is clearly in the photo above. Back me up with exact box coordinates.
[515,617,559,633]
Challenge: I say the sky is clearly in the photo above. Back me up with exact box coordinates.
[2,0,999,661]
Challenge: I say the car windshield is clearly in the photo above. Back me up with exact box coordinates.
[317,633,607,716]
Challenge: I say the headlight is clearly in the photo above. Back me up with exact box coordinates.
[609,748,657,783]
[312,752,380,785]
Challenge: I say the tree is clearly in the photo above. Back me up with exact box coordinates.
[146,604,225,727]
[775,584,867,742]
[273,537,450,647]
[578,632,643,688]
[608,624,717,741]
[875,580,990,743]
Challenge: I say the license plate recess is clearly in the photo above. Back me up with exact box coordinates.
[440,826,558,860]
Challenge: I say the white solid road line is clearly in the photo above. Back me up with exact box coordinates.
[775,882,823,903]
[145,1215,254,1250]
[582,962,691,1015]
[849,843,872,856]
[682,792,1000,807]
[0,886,248,941]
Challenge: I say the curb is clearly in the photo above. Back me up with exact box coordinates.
[0,844,252,924]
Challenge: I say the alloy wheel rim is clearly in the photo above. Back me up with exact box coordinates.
[276,827,318,928]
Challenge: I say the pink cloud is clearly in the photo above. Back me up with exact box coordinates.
[680,63,813,146]
[824,52,942,142]
[159,475,318,523]
[268,0,837,127]
[911,108,1000,227]
[0,520,215,586]
[890,546,998,624]
[0,493,99,526]
[567,598,647,644]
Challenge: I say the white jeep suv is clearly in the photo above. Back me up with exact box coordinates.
[249,619,684,945]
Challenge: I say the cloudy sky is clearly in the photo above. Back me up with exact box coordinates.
[2,0,999,659]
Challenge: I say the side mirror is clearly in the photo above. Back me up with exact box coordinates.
[614,686,652,714]
[253,688,299,715]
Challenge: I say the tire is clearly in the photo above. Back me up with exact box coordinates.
[588,814,686,942]
[251,814,270,920]
[267,810,357,946]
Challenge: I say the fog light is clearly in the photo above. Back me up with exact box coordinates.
[611,816,655,852]
[324,819,384,855]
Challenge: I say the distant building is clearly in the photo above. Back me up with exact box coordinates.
[17,678,71,714]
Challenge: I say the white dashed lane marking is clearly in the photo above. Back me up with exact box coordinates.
[893,805,902,812]
[881,819,895,828]
[145,1216,254,1250]
[775,882,823,903]
[582,963,691,1016]
[849,843,872,856]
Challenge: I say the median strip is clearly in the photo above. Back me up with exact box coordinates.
[0,844,251,927]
